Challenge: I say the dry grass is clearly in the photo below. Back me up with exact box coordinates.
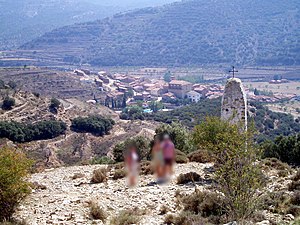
[175,150,188,164]
[140,161,154,175]
[112,169,126,180]
[187,150,212,163]
[91,168,108,183]
[110,208,145,225]
[89,201,107,222]
[159,205,170,215]
[177,172,202,184]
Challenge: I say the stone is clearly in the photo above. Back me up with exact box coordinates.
[221,78,247,129]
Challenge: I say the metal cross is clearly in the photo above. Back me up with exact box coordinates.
[229,66,238,78]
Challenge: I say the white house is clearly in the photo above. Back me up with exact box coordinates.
[187,90,202,102]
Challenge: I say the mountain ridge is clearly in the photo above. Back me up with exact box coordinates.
[18,0,300,67]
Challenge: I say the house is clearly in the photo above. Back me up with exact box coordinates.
[168,80,192,98]
[187,91,202,103]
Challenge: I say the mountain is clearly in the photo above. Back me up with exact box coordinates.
[18,0,300,67]
[0,0,121,49]
[0,0,177,50]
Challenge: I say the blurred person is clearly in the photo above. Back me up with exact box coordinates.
[161,134,175,179]
[152,137,164,181]
[125,145,139,187]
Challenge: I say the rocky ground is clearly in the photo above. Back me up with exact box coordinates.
[14,161,299,225]
[15,163,213,225]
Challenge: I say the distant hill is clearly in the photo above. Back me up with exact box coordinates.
[0,0,122,50]
[18,0,300,67]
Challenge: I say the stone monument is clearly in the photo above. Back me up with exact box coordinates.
[221,67,247,129]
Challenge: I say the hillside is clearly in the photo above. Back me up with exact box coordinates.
[0,90,159,170]
[14,162,298,224]
[0,67,105,101]
[0,0,123,50]
[17,0,300,67]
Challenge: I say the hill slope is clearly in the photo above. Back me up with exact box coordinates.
[19,0,300,67]
[0,0,124,50]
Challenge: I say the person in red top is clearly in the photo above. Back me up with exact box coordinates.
[161,134,175,179]
[125,145,139,187]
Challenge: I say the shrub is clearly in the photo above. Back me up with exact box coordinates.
[89,201,107,221]
[187,149,212,163]
[262,134,300,165]
[177,172,202,184]
[2,97,15,110]
[91,168,107,183]
[175,150,188,164]
[91,156,115,165]
[113,136,150,162]
[0,147,32,222]
[112,169,126,180]
[154,122,195,154]
[193,117,263,222]
[159,205,169,215]
[49,97,61,113]
[0,120,67,143]
[110,208,143,225]
[71,115,115,136]
[180,190,225,218]
[164,211,210,225]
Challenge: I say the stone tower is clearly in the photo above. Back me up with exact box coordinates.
[221,78,247,129]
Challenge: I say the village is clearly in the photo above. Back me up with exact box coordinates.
[73,68,300,114]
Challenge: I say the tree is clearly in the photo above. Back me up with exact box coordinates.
[49,97,61,113]
[155,122,195,154]
[0,147,32,221]
[113,136,150,162]
[2,97,15,110]
[254,88,259,96]
[0,80,5,89]
[164,71,172,82]
[149,101,163,112]
[122,95,127,108]
[193,117,263,222]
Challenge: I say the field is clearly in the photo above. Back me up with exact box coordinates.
[244,81,300,95]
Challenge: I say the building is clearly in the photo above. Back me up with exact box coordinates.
[187,91,202,102]
[168,80,192,98]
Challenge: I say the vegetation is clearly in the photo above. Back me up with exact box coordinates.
[89,201,107,222]
[177,172,202,184]
[2,97,16,110]
[262,134,300,165]
[110,208,144,225]
[154,123,195,154]
[113,136,150,162]
[120,106,144,120]
[22,0,300,67]
[91,168,108,184]
[146,98,221,127]
[49,98,61,113]
[91,156,115,165]
[175,150,188,164]
[193,117,263,222]
[187,149,212,163]
[71,115,115,136]
[0,147,32,222]
[0,120,67,143]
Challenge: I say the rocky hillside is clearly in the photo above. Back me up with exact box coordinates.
[0,91,159,170]
[18,0,300,67]
[14,161,298,224]
[0,67,105,101]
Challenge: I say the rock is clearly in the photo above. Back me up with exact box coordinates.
[256,220,270,225]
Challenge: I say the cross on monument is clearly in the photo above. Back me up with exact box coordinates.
[229,66,238,78]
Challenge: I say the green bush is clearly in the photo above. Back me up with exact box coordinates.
[262,134,300,165]
[49,98,61,113]
[154,122,195,154]
[0,147,32,222]
[113,136,150,162]
[0,120,67,143]
[110,208,144,225]
[193,117,263,222]
[71,115,115,136]
[2,97,15,110]
[91,156,115,165]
